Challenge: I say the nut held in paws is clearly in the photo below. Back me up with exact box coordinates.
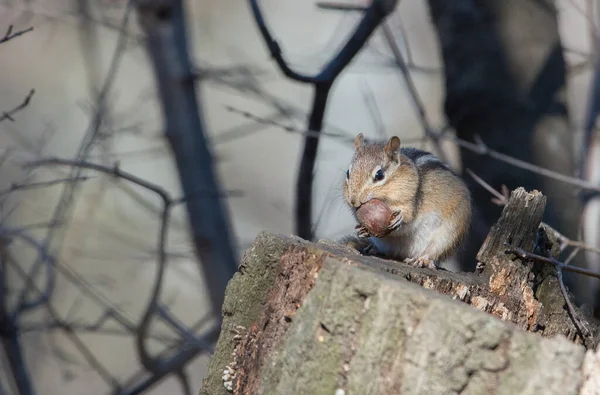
[356,199,394,237]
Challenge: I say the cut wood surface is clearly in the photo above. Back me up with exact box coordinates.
[200,188,600,395]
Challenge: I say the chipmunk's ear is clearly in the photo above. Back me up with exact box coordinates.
[384,136,401,163]
[354,133,365,150]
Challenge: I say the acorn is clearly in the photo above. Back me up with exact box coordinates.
[356,198,395,238]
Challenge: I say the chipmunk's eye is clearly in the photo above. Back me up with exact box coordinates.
[373,169,385,182]
[346,169,350,179]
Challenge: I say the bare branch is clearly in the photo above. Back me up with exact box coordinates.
[448,133,600,195]
[506,244,596,348]
[465,169,508,206]
[0,89,35,123]
[0,25,34,45]
[155,303,214,351]
[177,370,192,395]
[10,1,134,321]
[19,321,179,344]
[224,105,354,144]
[506,244,600,280]
[21,159,171,355]
[2,228,57,316]
[250,0,399,240]
[316,2,367,12]
[467,168,600,256]
[556,268,594,348]
[22,156,215,377]
[379,23,436,135]
[24,158,171,201]
[359,78,386,139]
[0,240,35,395]
[0,176,92,198]
[5,251,119,386]
[317,1,441,74]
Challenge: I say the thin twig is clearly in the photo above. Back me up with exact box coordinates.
[557,268,594,348]
[447,131,600,193]
[316,2,368,11]
[2,228,57,319]
[5,251,119,386]
[0,25,34,44]
[224,105,354,144]
[379,22,436,136]
[225,105,430,146]
[0,90,35,123]
[24,158,170,201]
[0,176,92,198]
[360,78,386,139]
[467,168,600,255]
[465,168,509,206]
[506,245,600,280]
[317,1,441,74]
[564,247,581,266]
[506,244,596,347]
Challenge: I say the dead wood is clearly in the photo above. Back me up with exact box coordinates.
[200,187,600,395]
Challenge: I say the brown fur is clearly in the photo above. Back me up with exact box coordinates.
[342,133,472,267]
[418,166,471,262]
[344,134,421,223]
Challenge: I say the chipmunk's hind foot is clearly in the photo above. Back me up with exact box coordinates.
[404,254,437,270]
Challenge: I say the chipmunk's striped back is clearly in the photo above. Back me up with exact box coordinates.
[400,147,453,174]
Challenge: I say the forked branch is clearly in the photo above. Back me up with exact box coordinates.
[249,0,399,240]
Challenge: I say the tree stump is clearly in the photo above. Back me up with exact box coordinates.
[200,188,600,394]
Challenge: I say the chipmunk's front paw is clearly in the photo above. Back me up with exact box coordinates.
[355,224,372,239]
[386,212,403,232]
[404,255,437,270]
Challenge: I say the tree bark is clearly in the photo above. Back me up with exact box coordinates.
[200,188,600,395]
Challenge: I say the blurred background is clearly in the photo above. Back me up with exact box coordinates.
[0,0,598,393]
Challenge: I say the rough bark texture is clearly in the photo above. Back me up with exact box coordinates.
[200,188,600,395]
[258,259,583,395]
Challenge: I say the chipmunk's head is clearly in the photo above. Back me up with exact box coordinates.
[343,133,419,212]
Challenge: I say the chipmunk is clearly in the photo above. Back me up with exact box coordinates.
[342,133,472,269]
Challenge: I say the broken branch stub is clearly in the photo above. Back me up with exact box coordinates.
[477,187,546,270]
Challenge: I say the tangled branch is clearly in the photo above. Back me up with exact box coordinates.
[249,0,399,240]
[23,157,211,374]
